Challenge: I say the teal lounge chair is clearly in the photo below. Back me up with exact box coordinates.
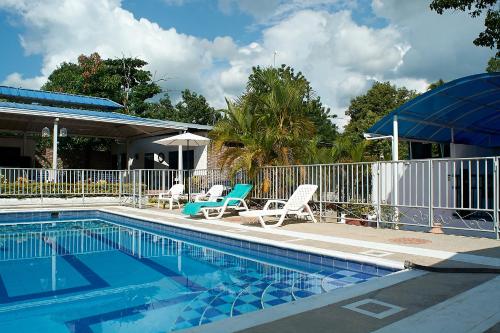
[182,184,253,219]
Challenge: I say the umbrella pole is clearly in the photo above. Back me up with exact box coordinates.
[187,140,191,202]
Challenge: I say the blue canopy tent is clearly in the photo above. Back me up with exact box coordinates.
[365,73,500,160]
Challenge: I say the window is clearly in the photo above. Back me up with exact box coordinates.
[168,150,194,169]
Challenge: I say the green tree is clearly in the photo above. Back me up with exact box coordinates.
[210,67,318,176]
[43,53,161,115]
[145,90,221,125]
[430,0,500,56]
[427,79,446,90]
[246,65,338,143]
[343,82,417,159]
[486,56,500,72]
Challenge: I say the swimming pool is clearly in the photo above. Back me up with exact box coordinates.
[0,210,398,332]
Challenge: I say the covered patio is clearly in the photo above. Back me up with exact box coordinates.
[0,86,211,170]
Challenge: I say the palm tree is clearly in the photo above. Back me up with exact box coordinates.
[210,68,317,178]
[330,135,367,163]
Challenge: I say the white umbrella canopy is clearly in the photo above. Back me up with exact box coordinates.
[154,132,211,199]
[154,132,210,146]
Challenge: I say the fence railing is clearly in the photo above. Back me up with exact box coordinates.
[0,156,498,237]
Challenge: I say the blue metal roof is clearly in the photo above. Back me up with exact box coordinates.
[0,101,212,131]
[366,73,500,148]
[0,86,122,110]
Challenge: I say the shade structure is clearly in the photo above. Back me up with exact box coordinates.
[154,132,211,146]
[366,72,500,148]
[154,133,211,199]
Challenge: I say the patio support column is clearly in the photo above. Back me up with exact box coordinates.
[392,115,399,161]
[450,128,455,157]
[52,118,59,169]
[392,115,399,221]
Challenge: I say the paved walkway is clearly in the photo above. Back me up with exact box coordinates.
[98,206,500,333]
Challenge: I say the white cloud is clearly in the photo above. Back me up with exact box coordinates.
[0,0,493,128]
[1,72,46,89]
[0,0,235,107]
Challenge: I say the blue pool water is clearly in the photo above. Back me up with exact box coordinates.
[0,211,398,332]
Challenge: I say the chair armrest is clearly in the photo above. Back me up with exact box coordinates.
[158,192,171,199]
[223,197,246,207]
[263,200,287,210]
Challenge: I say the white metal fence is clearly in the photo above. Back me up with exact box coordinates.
[0,156,498,237]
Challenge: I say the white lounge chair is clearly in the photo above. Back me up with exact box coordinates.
[192,184,224,202]
[157,183,184,210]
[239,184,318,228]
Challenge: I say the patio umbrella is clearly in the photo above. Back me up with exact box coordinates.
[154,132,211,199]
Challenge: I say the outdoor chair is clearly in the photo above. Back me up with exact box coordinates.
[182,184,253,219]
[191,184,224,202]
[239,184,318,228]
[157,183,184,210]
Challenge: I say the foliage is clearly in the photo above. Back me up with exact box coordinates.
[427,79,446,90]
[343,81,417,159]
[246,65,338,144]
[42,53,161,116]
[430,0,500,56]
[210,66,320,177]
[330,135,369,163]
[0,182,137,198]
[145,89,221,125]
[486,56,500,72]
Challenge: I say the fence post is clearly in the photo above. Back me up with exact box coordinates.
[81,170,85,205]
[39,169,44,204]
[319,165,323,222]
[118,170,122,202]
[132,170,136,208]
[428,160,433,228]
[376,162,381,229]
[138,170,142,209]
[494,157,499,240]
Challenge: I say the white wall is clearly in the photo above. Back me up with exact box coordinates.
[112,132,209,170]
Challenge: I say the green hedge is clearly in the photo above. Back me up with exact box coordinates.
[0,182,141,198]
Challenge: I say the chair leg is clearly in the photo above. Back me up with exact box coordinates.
[258,216,268,228]
[202,208,212,219]
[169,198,173,210]
[305,205,317,223]
[273,211,288,228]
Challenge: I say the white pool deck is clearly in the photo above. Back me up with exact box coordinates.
[2,205,500,332]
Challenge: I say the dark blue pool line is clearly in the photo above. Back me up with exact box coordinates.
[84,230,206,292]
[0,240,109,304]
[65,292,198,333]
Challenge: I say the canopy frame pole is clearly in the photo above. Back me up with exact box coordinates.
[450,128,455,157]
[392,115,399,224]
[52,118,59,170]
[392,115,399,161]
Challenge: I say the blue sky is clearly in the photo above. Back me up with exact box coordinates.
[0,0,494,126]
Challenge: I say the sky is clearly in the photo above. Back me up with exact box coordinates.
[0,0,495,128]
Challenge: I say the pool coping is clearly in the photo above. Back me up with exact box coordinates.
[96,208,405,271]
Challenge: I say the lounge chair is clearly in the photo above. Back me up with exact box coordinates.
[157,183,184,210]
[191,184,224,202]
[182,184,253,219]
[239,184,318,228]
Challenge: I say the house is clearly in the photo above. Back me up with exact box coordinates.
[0,86,213,171]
